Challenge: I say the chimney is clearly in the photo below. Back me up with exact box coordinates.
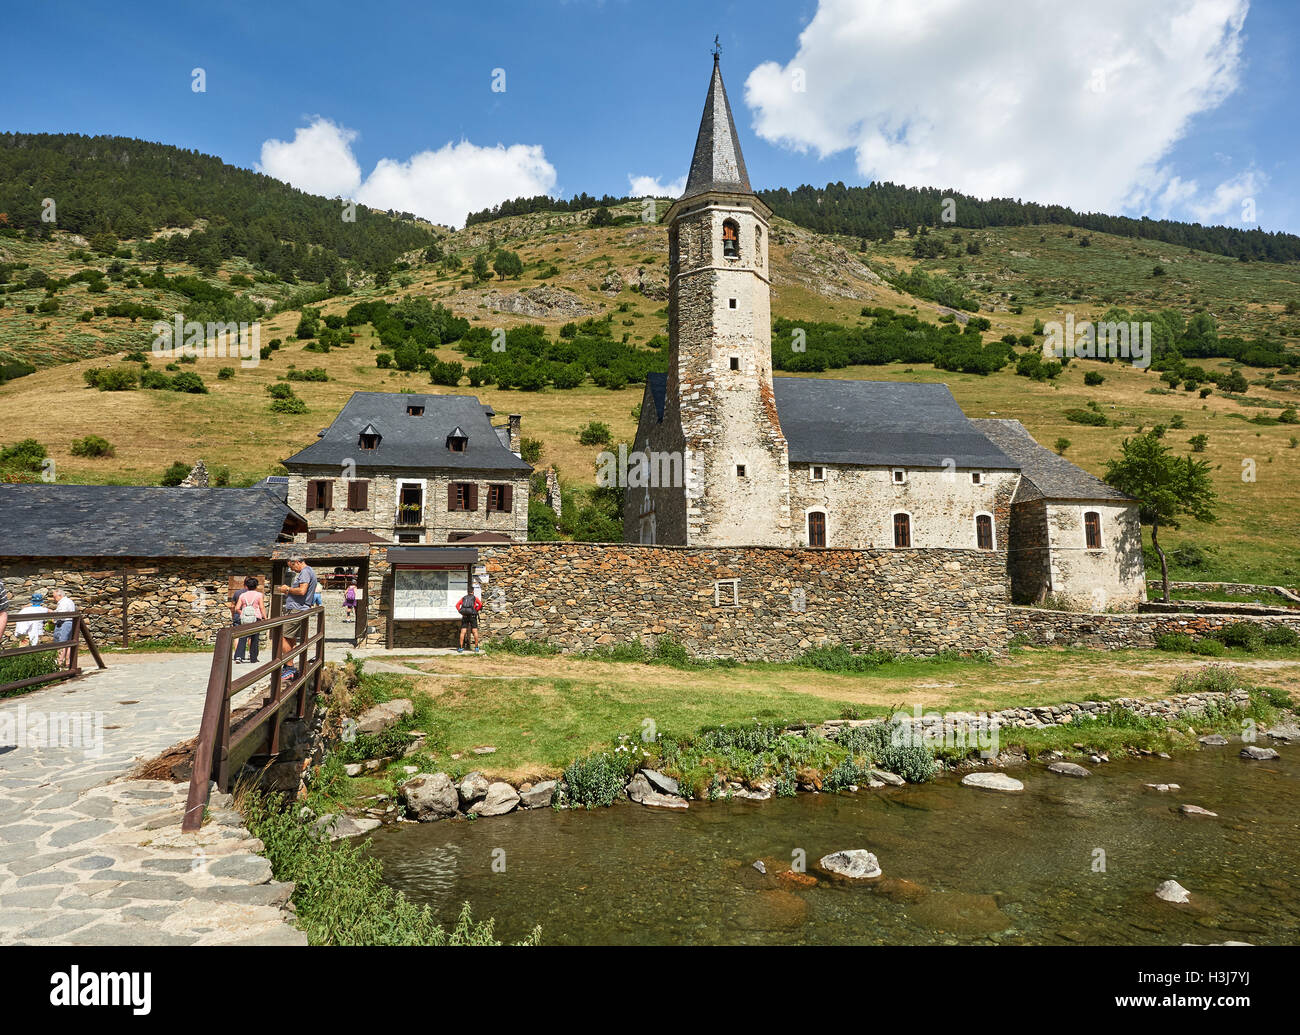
[508,414,522,456]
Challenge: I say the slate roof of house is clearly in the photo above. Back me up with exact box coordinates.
[644,374,1018,469]
[283,392,530,473]
[971,418,1134,503]
[680,55,753,201]
[0,485,307,558]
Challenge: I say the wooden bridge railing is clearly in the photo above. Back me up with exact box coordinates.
[182,606,326,832]
[0,611,106,696]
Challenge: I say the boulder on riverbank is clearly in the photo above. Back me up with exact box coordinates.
[355,699,413,736]
[519,780,557,808]
[961,772,1024,792]
[817,849,882,880]
[473,782,520,817]
[626,772,688,809]
[457,771,490,809]
[1240,745,1280,760]
[400,773,459,821]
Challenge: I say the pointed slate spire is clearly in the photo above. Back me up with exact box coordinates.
[680,53,752,200]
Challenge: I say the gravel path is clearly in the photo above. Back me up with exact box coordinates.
[0,653,305,945]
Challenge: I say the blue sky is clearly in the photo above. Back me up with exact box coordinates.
[2,0,1296,232]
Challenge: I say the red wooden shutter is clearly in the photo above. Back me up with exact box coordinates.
[306,481,319,511]
[501,484,512,512]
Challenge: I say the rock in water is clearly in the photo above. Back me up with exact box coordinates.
[641,769,680,796]
[869,769,906,786]
[817,849,883,880]
[1145,783,1181,792]
[1240,745,1280,760]
[1180,804,1218,817]
[1264,723,1300,742]
[400,773,459,821]
[457,771,490,809]
[625,772,688,809]
[519,780,556,809]
[473,782,520,816]
[961,772,1024,792]
[1199,734,1229,746]
[752,860,766,875]
[1047,761,1091,778]
[1156,879,1191,904]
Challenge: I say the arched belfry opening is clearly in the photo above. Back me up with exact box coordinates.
[722,218,740,259]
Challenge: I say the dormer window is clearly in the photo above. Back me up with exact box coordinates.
[358,423,381,451]
[722,219,740,259]
[447,425,468,453]
[407,404,424,417]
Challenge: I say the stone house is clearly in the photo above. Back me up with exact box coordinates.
[0,483,307,646]
[282,391,531,545]
[625,55,1145,610]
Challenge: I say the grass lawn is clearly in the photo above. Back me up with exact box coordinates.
[352,646,1300,783]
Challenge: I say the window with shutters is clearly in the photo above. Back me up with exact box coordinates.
[892,512,912,548]
[1084,511,1102,549]
[306,479,333,512]
[722,219,740,259]
[346,480,370,512]
[448,482,478,511]
[975,513,994,550]
[397,483,423,525]
[807,510,827,548]
[487,484,513,513]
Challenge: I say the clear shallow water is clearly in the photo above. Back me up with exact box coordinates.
[366,744,1300,945]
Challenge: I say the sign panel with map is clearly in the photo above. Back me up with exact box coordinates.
[393,568,466,620]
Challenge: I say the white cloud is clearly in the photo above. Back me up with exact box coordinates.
[1157,168,1265,224]
[628,173,686,198]
[745,0,1250,217]
[258,120,557,228]
[258,117,362,199]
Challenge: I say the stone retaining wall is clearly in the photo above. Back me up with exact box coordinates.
[1009,606,1300,650]
[0,556,268,647]
[458,542,1010,660]
[1148,580,1300,603]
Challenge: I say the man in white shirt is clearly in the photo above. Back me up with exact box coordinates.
[51,587,76,666]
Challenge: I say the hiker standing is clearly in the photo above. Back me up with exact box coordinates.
[233,577,266,664]
[456,588,482,654]
[14,592,48,647]
[275,556,317,682]
[50,587,75,666]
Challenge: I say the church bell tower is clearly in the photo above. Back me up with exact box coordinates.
[663,52,791,546]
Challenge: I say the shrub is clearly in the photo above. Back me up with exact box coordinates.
[1171,663,1245,695]
[271,396,308,414]
[266,382,294,400]
[1192,638,1226,657]
[577,421,612,446]
[287,367,330,382]
[92,367,138,391]
[559,751,635,809]
[1064,407,1109,426]
[1155,632,1195,652]
[218,367,235,380]
[520,437,543,465]
[1262,625,1299,647]
[1083,370,1105,386]
[169,371,208,394]
[1211,623,1264,652]
[1188,433,1209,453]
[140,369,172,389]
[160,460,191,486]
[70,435,114,458]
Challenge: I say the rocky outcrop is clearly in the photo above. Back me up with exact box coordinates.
[355,699,413,736]
[483,286,598,320]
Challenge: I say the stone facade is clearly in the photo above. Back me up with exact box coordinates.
[0,556,272,647]
[1009,500,1145,610]
[288,467,529,545]
[1008,605,1300,650]
[365,542,1013,660]
[788,465,1017,550]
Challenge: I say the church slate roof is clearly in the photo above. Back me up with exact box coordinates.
[0,485,307,558]
[283,392,530,473]
[680,55,753,200]
[644,373,1019,469]
[971,418,1134,503]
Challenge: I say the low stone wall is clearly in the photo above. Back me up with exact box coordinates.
[1148,580,1300,604]
[457,542,1011,661]
[0,556,269,647]
[1141,600,1298,617]
[1009,606,1300,650]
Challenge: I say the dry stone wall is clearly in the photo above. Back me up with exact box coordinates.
[1009,606,1300,650]
[459,542,1011,660]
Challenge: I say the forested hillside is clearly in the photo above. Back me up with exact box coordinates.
[0,133,436,280]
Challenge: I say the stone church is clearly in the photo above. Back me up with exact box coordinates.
[625,55,1147,611]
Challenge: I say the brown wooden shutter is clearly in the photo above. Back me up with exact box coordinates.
[501,484,512,512]
[306,480,318,511]
[467,483,478,511]
[321,481,333,510]
[357,480,368,510]
[447,483,457,511]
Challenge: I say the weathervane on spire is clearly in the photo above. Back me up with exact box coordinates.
[712,35,721,62]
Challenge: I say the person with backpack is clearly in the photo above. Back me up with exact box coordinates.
[456,588,482,653]
[344,582,357,621]
[233,576,266,664]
